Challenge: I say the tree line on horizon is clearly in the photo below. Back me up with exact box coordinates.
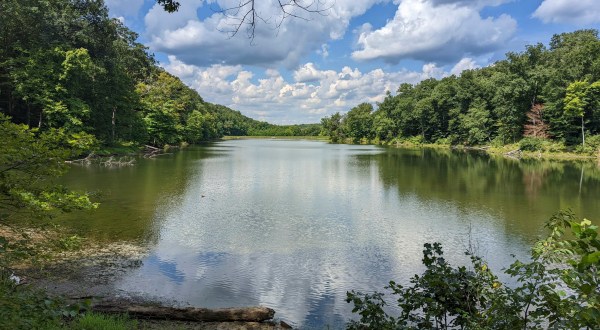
[321,29,600,154]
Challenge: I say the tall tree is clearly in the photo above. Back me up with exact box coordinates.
[344,103,374,143]
[564,81,590,147]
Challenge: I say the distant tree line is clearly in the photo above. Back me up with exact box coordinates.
[247,123,322,136]
[322,30,600,153]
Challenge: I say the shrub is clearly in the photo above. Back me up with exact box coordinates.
[347,211,600,329]
[575,134,600,155]
[519,137,544,151]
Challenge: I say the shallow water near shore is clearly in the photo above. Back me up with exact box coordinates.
[55,139,600,328]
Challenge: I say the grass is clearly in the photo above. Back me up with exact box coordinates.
[66,313,138,330]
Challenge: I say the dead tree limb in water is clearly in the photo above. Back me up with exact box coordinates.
[65,153,96,165]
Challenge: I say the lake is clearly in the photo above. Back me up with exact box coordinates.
[56,139,600,328]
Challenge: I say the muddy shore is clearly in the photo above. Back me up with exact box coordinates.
[2,225,290,329]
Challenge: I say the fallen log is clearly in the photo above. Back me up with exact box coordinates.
[92,304,276,323]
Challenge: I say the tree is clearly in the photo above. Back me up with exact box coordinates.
[524,103,550,139]
[564,81,590,147]
[344,103,374,143]
[451,98,491,146]
[321,112,344,143]
[0,114,97,219]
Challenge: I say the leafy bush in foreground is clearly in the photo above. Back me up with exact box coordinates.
[347,211,599,329]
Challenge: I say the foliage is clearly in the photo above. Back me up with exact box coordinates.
[321,112,345,143]
[0,0,306,150]
[0,115,97,218]
[347,211,600,329]
[524,104,550,139]
[0,271,137,329]
[0,270,87,328]
[344,103,375,143]
[519,137,544,152]
[576,134,600,154]
[322,30,600,151]
[247,123,322,137]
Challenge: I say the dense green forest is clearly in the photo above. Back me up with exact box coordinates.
[322,29,600,154]
[0,0,319,151]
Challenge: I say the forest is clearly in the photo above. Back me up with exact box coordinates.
[321,29,600,154]
[0,0,319,152]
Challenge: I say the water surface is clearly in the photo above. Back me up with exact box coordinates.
[57,139,600,328]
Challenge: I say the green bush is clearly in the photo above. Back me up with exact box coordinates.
[407,135,424,145]
[575,134,600,155]
[434,137,451,146]
[542,139,567,153]
[0,271,69,329]
[347,211,600,329]
[519,137,544,151]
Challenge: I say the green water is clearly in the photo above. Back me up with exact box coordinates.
[56,139,600,328]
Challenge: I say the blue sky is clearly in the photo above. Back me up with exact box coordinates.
[105,0,600,124]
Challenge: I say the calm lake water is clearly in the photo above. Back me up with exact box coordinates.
[57,139,600,329]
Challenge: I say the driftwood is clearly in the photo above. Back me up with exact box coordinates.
[92,303,276,323]
[66,153,135,167]
[451,145,490,151]
[100,156,136,166]
[504,149,523,160]
[144,144,161,151]
[65,152,96,165]
[143,145,166,158]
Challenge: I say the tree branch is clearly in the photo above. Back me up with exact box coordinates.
[160,0,332,41]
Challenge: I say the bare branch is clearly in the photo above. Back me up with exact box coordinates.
[166,0,333,41]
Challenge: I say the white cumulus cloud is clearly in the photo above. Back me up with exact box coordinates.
[450,57,480,75]
[533,0,600,25]
[352,0,517,64]
[145,0,384,68]
[162,56,466,124]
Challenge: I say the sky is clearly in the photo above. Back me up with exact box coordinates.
[105,0,600,124]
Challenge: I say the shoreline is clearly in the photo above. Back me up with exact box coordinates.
[334,138,600,163]
[1,224,288,329]
[92,137,599,163]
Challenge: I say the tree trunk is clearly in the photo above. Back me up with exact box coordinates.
[8,90,14,115]
[581,115,585,148]
[92,304,275,322]
[112,106,116,142]
[26,103,31,127]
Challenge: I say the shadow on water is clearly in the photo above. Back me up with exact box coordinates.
[364,147,600,236]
